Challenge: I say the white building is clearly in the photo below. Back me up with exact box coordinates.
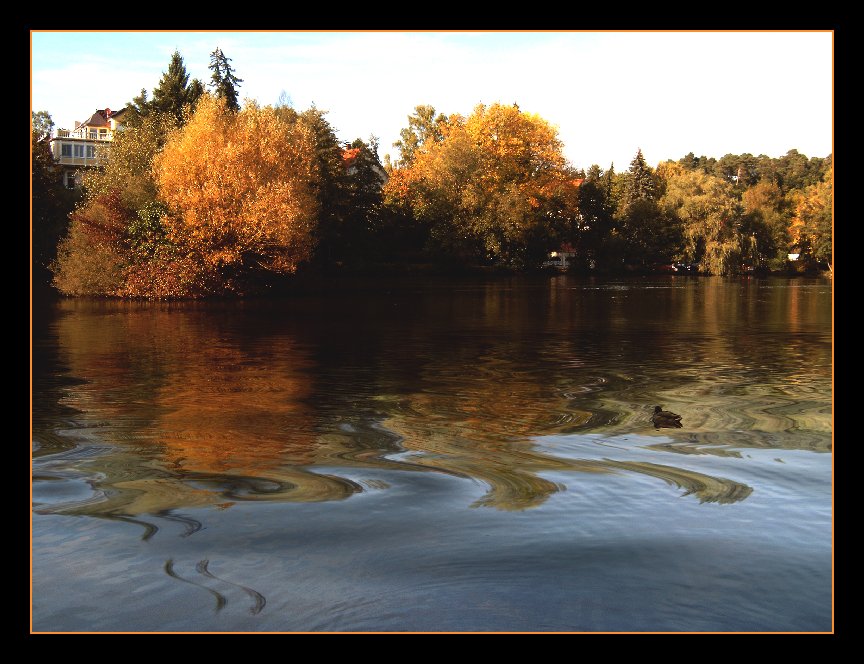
[49,107,127,188]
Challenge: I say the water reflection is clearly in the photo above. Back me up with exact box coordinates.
[32,277,832,519]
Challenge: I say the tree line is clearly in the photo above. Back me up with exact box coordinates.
[32,49,833,298]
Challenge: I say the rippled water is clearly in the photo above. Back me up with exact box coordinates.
[31,275,833,632]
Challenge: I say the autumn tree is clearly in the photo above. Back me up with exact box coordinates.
[52,113,177,296]
[208,47,243,112]
[154,94,319,286]
[393,104,447,167]
[274,105,347,265]
[384,103,579,267]
[660,164,743,275]
[789,166,832,271]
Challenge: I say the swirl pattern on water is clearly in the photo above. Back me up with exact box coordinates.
[32,276,832,522]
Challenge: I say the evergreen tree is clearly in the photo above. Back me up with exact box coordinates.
[624,149,656,204]
[127,88,151,123]
[151,50,192,122]
[208,47,243,112]
[127,51,203,126]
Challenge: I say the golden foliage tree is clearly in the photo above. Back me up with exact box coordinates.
[154,95,320,279]
[789,167,832,271]
[384,103,579,266]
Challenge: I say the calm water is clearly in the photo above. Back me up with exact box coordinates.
[31,275,833,632]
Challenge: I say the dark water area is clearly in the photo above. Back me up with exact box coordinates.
[31,275,833,632]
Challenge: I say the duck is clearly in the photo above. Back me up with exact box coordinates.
[652,405,682,428]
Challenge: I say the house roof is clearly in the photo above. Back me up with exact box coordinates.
[80,109,110,128]
[79,107,128,128]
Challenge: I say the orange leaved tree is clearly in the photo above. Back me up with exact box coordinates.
[154,94,320,285]
[384,103,579,267]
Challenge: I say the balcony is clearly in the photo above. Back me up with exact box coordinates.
[55,155,100,166]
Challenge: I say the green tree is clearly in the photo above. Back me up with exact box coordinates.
[331,137,390,263]
[32,110,54,139]
[126,51,204,127]
[617,150,678,266]
[393,104,447,167]
[660,165,743,275]
[623,148,656,205]
[32,111,76,290]
[150,50,204,123]
[575,165,616,269]
[208,47,243,112]
[740,179,789,269]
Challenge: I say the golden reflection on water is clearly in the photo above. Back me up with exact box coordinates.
[33,277,832,518]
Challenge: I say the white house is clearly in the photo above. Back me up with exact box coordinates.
[49,107,127,188]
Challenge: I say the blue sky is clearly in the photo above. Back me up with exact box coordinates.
[31,31,833,170]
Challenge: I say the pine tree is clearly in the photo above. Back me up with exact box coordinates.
[127,51,203,126]
[624,149,656,204]
[208,47,243,112]
[151,50,203,123]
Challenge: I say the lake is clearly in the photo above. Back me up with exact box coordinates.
[31,275,833,632]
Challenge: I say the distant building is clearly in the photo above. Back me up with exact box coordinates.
[49,107,127,188]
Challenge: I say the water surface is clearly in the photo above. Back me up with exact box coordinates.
[31,275,833,631]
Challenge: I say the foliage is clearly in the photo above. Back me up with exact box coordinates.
[790,166,833,269]
[32,112,77,288]
[52,193,130,296]
[208,48,243,112]
[393,105,446,167]
[32,110,54,139]
[622,148,657,205]
[575,164,619,269]
[81,112,177,211]
[384,103,579,267]
[53,95,320,297]
[660,166,743,274]
[740,179,789,269]
[127,51,203,126]
[154,94,319,279]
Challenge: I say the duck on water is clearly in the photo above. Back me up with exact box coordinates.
[652,406,682,429]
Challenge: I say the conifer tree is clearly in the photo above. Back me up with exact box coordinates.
[208,47,243,112]
[127,51,203,126]
[151,50,204,123]
[624,148,656,204]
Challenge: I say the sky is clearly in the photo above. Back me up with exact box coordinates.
[31,31,833,170]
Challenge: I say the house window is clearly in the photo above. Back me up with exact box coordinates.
[86,145,96,158]
[89,130,97,140]
[99,129,107,139]
[74,144,84,158]
[64,171,76,189]
[61,143,72,157]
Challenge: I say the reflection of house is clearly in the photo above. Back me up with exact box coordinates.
[544,242,576,269]
[49,107,127,188]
